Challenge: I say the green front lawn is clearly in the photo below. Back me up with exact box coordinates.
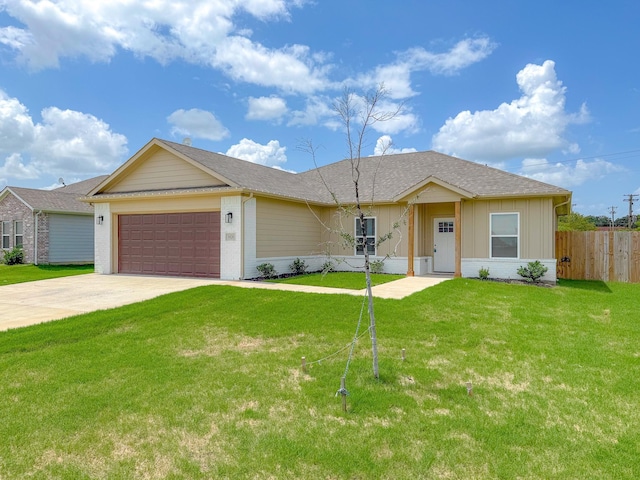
[0,264,93,285]
[267,271,405,289]
[0,278,639,478]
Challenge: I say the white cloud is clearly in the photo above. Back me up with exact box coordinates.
[31,107,128,174]
[0,90,36,153]
[409,37,498,76]
[226,138,287,167]
[246,96,288,121]
[519,157,624,188]
[0,1,331,94]
[0,2,495,100]
[353,37,497,99]
[167,108,230,141]
[0,153,39,179]
[373,136,417,156]
[213,36,332,94]
[432,60,590,161]
[369,100,419,135]
[288,96,334,127]
[0,90,127,181]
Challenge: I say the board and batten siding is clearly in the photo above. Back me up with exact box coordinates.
[107,148,224,193]
[320,204,410,257]
[461,198,554,259]
[255,198,324,257]
[48,214,94,263]
[417,202,455,257]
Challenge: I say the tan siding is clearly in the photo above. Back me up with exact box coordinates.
[256,198,324,257]
[109,196,221,214]
[375,205,409,257]
[107,148,225,193]
[320,205,409,257]
[461,198,554,258]
[415,184,463,203]
[420,203,455,256]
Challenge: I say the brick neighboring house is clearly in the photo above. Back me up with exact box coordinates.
[0,176,107,264]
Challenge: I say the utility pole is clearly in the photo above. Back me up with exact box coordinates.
[623,194,639,229]
[608,206,617,231]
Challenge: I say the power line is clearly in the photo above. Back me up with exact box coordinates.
[623,194,639,228]
[608,206,617,231]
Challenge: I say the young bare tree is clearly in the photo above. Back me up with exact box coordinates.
[325,86,402,379]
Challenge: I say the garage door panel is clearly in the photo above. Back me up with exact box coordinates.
[118,212,220,278]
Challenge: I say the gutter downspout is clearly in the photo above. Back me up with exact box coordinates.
[34,210,43,265]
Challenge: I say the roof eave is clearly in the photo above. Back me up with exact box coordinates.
[392,176,476,203]
[86,138,240,197]
[0,187,34,211]
[82,186,245,203]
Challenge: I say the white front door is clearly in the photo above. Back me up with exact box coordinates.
[433,218,455,272]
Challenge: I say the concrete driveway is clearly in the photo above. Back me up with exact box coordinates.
[0,273,451,331]
[0,274,222,331]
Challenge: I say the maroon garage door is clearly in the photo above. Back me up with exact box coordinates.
[118,212,220,278]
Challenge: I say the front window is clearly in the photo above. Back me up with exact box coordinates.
[14,220,23,248]
[490,213,519,258]
[1,221,9,249]
[355,217,376,255]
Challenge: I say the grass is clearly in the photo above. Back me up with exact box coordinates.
[0,264,94,285]
[0,278,639,478]
[267,271,405,289]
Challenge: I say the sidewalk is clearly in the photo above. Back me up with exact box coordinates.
[228,274,452,299]
[0,274,452,331]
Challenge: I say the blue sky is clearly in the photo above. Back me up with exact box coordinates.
[0,0,638,217]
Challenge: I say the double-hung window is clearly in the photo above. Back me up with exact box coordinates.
[355,217,376,255]
[1,221,9,249]
[490,213,519,258]
[14,220,23,248]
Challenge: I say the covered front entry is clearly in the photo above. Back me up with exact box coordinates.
[118,212,220,278]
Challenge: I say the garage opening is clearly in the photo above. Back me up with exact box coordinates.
[118,212,220,278]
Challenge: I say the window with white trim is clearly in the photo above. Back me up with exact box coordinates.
[490,213,519,258]
[14,220,23,248]
[1,221,9,249]
[355,217,376,255]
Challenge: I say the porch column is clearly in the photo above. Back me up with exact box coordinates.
[407,203,415,276]
[454,201,461,278]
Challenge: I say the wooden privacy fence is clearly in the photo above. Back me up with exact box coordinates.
[556,231,640,283]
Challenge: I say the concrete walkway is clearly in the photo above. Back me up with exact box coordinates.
[0,273,452,331]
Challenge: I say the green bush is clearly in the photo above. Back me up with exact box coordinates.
[321,260,335,273]
[256,263,277,279]
[3,246,24,265]
[479,266,489,280]
[289,258,307,275]
[370,259,384,274]
[517,260,548,283]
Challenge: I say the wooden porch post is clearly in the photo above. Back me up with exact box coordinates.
[454,201,461,278]
[407,203,415,276]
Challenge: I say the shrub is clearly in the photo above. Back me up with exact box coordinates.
[478,266,489,280]
[256,263,277,279]
[517,260,548,283]
[369,259,384,274]
[3,246,24,265]
[321,260,335,273]
[289,258,307,275]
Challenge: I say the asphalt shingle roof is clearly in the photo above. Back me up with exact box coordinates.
[159,139,570,204]
[5,176,108,213]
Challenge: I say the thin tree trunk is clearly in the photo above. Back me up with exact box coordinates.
[357,203,379,379]
[364,249,379,378]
